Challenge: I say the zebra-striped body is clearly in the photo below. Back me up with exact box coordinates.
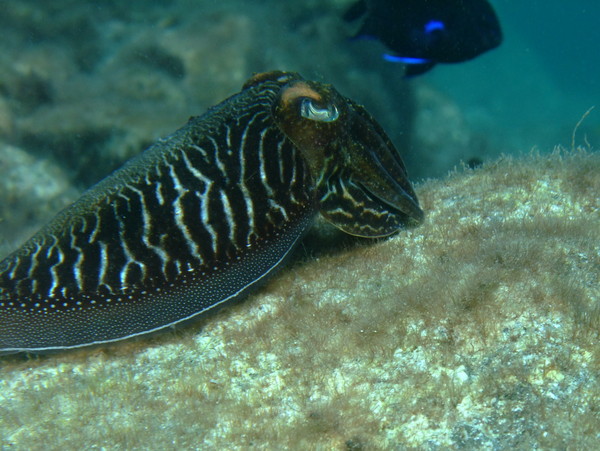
[0,71,422,353]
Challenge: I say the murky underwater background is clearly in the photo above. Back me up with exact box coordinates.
[0,0,598,252]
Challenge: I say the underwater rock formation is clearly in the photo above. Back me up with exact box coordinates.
[0,143,79,259]
[1,149,599,449]
[0,0,417,192]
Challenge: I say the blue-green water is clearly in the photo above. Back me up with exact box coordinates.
[0,0,598,249]
[427,0,599,166]
[1,0,598,174]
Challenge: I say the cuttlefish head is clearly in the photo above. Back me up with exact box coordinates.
[270,72,423,237]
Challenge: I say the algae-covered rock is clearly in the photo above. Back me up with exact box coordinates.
[1,149,599,449]
[0,143,80,258]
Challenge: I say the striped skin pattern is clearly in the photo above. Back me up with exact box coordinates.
[0,71,423,354]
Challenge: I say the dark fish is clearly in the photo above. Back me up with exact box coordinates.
[344,0,503,76]
[0,71,423,354]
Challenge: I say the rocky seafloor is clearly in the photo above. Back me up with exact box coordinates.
[1,150,599,449]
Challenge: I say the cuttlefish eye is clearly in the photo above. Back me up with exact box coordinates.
[300,98,339,122]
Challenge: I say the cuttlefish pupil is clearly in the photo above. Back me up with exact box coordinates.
[0,70,423,354]
[300,98,340,122]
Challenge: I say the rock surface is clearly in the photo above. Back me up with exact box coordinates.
[1,150,599,449]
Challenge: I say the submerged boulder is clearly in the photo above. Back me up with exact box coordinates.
[1,149,599,449]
